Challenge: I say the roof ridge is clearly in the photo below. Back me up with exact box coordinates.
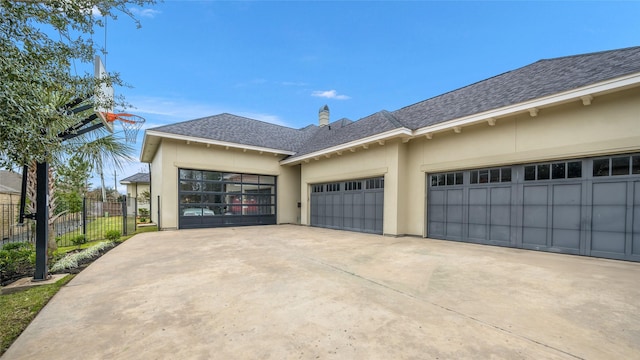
[537,45,640,62]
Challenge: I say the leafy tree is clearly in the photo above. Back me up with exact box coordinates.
[54,155,91,214]
[0,0,155,169]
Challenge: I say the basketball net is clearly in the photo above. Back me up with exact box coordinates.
[104,112,145,143]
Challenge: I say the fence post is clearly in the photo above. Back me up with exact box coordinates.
[134,197,138,232]
[157,195,161,230]
[122,196,127,235]
[82,197,87,237]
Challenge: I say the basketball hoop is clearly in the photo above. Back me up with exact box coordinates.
[102,112,145,143]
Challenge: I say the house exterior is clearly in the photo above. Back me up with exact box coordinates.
[0,170,23,241]
[141,47,640,262]
[120,172,151,216]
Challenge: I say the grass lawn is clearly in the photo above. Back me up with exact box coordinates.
[0,225,157,356]
[0,275,73,355]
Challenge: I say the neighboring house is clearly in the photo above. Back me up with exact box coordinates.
[141,46,640,262]
[0,170,23,240]
[120,172,151,216]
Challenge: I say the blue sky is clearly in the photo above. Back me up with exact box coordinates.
[93,1,640,191]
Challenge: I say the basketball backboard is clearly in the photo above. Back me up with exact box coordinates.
[94,55,114,133]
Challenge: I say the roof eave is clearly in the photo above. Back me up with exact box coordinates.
[414,72,640,137]
[142,130,296,161]
[280,128,412,165]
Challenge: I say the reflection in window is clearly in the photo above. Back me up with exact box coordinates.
[633,156,640,175]
[593,158,609,177]
[612,156,630,176]
[552,163,565,179]
[568,162,582,178]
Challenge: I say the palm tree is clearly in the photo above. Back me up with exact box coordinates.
[24,93,135,252]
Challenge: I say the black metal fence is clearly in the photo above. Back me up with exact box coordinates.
[0,197,138,248]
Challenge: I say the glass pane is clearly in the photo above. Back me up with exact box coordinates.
[431,176,438,186]
[224,173,242,182]
[201,194,223,203]
[611,156,630,176]
[633,156,640,175]
[446,173,454,186]
[552,163,565,179]
[203,182,222,192]
[470,171,478,184]
[490,169,500,183]
[479,170,489,184]
[593,159,609,177]
[180,169,201,180]
[242,174,260,184]
[455,172,463,185]
[260,176,276,184]
[501,168,511,182]
[537,164,550,180]
[568,161,582,178]
[437,174,445,186]
[180,194,201,204]
[225,183,242,194]
[203,171,222,181]
[524,166,535,181]
[180,181,201,192]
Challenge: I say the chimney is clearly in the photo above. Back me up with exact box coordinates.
[318,104,329,127]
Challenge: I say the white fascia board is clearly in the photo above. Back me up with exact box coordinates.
[281,128,412,165]
[144,130,296,156]
[414,72,640,136]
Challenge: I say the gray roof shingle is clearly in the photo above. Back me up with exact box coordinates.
[121,172,150,184]
[149,113,318,153]
[393,46,640,129]
[293,111,403,157]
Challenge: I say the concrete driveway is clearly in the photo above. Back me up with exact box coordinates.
[3,225,640,359]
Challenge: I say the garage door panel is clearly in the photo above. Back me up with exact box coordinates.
[553,184,582,205]
[592,231,626,254]
[523,186,548,205]
[523,228,547,246]
[592,206,626,232]
[468,224,486,240]
[489,225,510,243]
[552,229,581,250]
[468,205,487,223]
[490,205,510,226]
[429,222,445,238]
[553,206,581,230]
[523,205,547,227]
[593,182,627,204]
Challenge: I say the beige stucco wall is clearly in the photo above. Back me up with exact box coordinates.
[402,86,640,237]
[125,183,150,216]
[150,139,300,230]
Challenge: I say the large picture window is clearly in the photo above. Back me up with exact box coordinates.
[178,169,277,228]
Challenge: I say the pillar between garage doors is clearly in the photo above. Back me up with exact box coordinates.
[382,141,408,237]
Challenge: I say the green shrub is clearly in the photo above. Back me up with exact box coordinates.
[104,230,121,241]
[70,234,87,248]
[0,242,35,282]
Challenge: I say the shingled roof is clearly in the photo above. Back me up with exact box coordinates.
[120,172,150,184]
[294,111,404,157]
[143,46,640,162]
[393,46,640,130]
[148,113,318,153]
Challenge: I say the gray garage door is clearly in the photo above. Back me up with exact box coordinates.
[310,177,384,234]
[428,153,640,262]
